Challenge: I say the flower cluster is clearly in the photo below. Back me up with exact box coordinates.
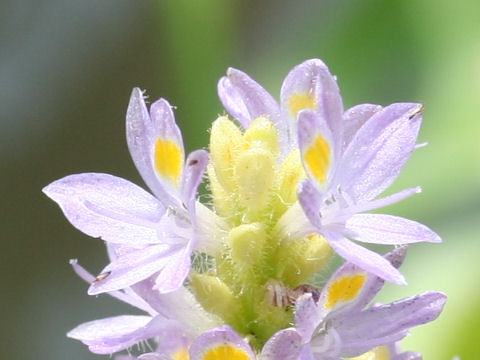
[44,59,446,360]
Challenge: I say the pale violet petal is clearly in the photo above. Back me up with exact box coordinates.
[326,234,407,285]
[282,59,343,150]
[294,294,322,340]
[337,103,423,202]
[350,247,407,311]
[43,173,164,247]
[298,345,316,360]
[346,214,442,245]
[153,243,193,293]
[219,67,280,128]
[149,98,186,194]
[189,325,256,360]
[132,278,220,334]
[68,315,180,355]
[70,259,156,315]
[298,110,336,188]
[88,244,177,295]
[126,88,177,205]
[217,75,252,128]
[298,179,323,229]
[181,149,209,214]
[342,104,382,150]
[261,328,304,360]
[318,247,407,319]
[333,292,447,357]
[67,315,151,345]
[342,187,421,217]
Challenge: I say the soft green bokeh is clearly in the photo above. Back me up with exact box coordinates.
[1,0,478,359]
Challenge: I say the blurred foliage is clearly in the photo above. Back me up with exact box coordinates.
[1,0,478,359]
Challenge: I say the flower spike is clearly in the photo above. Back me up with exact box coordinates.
[45,59,446,360]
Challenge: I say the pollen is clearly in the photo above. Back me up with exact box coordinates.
[288,92,316,117]
[304,134,331,184]
[154,138,182,186]
[202,345,251,360]
[325,274,366,309]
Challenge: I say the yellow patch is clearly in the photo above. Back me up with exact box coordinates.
[304,135,331,184]
[374,346,391,360]
[325,274,366,309]
[288,93,317,117]
[172,348,190,360]
[347,346,390,360]
[203,345,251,360]
[154,138,182,186]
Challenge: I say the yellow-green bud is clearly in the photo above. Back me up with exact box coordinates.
[275,233,332,287]
[234,148,275,217]
[271,149,305,218]
[189,271,239,323]
[207,164,235,217]
[228,222,268,266]
[209,116,246,191]
[243,117,279,156]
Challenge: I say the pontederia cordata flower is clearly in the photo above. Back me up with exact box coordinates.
[218,59,441,285]
[67,249,226,357]
[43,89,222,294]
[262,248,446,360]
[44,58,446,359]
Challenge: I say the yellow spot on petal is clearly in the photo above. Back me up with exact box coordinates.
[347,346,390,360]
[304,135,331,184]
[325,273,366,309]
[172,348,190,360]
[203,345,251,360]
[288,93,316,117]
[374,346,391,360]
[154,139,182,186]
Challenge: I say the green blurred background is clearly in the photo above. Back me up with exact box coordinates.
[1,0,479,359]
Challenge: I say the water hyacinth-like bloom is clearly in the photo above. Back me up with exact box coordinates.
[218,59,441,285]
[44,58,446,360]
[262,247,446,359]
[44,89,221,294]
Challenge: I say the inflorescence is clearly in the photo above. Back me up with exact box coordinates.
[44,59,446,360]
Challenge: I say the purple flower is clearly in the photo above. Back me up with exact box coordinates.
[108,325,258,360]
[43,88,219,294]
[218,58,336,155]
[296,101,441,284]
[67,254,219,356]
[218,58,441,284]
[115,325,256,360]
[261,248,446,360]
[69,263,257,359]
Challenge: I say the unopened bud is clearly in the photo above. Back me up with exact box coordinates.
[189,271,239,323]
[234,148,275,217]
[243,117,279,156]
[209,116,246,191]
[228,223,268,266]
[275,233,332,287]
